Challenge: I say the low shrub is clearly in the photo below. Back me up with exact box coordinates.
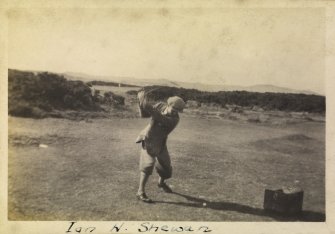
[126,90,138,95]
[8,102,46,118]
[102,91,125,106]
[142,85,325,113]
[8,69,102,118]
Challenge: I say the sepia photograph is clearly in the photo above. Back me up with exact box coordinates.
[1,1,334,233]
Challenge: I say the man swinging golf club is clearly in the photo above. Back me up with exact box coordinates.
[135,88,185,203]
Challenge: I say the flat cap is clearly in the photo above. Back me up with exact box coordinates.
[167,96,185,112]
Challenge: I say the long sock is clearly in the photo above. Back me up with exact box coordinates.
[138,172,150,194]
[158,177,165,186]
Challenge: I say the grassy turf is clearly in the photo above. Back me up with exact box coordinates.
[8,116,325,221]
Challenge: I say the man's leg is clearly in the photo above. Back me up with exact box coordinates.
[158,177,165,186]
[137,146,155,202]
[156,146,173,193]
[137,171,149,195]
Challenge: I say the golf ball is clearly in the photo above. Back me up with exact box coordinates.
[203,203,207,207]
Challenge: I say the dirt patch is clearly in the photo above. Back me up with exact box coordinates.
[283,134,313,141]
[9,134,79,147]
[249,133,322,156]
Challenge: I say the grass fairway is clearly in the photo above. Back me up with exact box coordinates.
[8,116,325,221]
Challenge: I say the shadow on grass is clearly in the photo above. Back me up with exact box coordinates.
[154,192,325,222]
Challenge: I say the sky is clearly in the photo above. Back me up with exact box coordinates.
[8,8,325,94]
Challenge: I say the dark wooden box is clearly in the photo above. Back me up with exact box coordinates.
[263,189,304,215]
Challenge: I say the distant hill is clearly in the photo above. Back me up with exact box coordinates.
[63,72,179,87]
[62,72,320,95]
[234,84,318,95]
[8,69,325,116]
[13,69,320,95]
[12,71,324,96]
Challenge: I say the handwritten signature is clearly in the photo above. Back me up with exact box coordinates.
[66,221,212,233]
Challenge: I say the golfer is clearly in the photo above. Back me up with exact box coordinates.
[135,90,185,203]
